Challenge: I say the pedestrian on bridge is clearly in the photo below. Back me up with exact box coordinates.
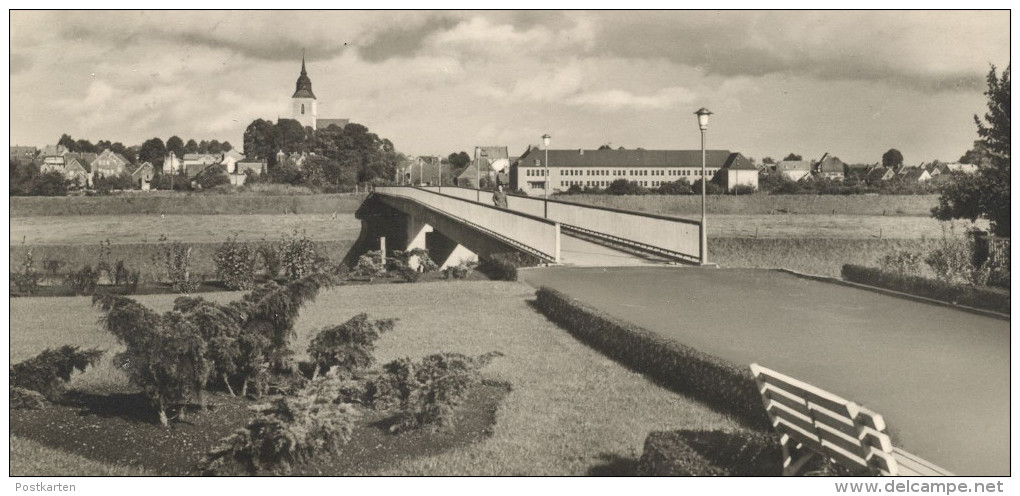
[493,184,508,209]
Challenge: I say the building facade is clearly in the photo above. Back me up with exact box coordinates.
[512,148,757,195]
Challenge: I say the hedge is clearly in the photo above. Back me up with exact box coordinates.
[636,429,782,476]
[534,287,770,429]
[478,252,540,282]
[841,265,1010,315]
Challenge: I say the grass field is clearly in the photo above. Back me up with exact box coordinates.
[11,214,361,245]
[10,192,367,217]
[557,193,942,217]
[10,281,742,475]
[709,238,937,277]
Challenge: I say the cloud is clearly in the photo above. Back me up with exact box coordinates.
[566,86,697,111]
[594,11,1008,91]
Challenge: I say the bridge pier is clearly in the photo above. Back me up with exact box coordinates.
[406,215,433,251]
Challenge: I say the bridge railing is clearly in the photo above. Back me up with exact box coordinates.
[420,186,702,263]
[374,186,561,262]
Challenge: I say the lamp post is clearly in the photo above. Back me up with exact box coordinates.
[694,108,712,265]
[542,134,551,218]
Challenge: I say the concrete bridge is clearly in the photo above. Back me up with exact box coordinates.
[355,186,705,268]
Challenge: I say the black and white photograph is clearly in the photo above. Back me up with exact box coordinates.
[7,7,1012,490]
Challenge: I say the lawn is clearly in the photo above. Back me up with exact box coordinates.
[557,193,942,217]
[9,191,367,216]
[10,281,742,475]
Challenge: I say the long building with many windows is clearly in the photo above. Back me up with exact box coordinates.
[511,147,757,195]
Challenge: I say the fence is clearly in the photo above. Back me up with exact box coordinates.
[374,186,561,263]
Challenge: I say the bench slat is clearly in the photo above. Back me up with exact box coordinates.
[815,420,869,460]
[868,447,899,476]
[753,365,857,418]
[761,383,812,417]
[774,417,825,454]
[768,399,816,435]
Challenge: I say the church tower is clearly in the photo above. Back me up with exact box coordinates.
[291,53,318,129]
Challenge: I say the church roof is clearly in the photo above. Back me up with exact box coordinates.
[292,55,316,99]
[317,118,349,129]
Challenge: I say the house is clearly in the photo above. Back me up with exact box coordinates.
[721,153,758,190]
[39,154,67,174]
[512,147,757,195]
[163,151,184,174]
[865,166,895,184]
[63,156,91,187]
[775,160,812,181]
[457,146,509,188]
[182,153,220,169]
[221,149,246,174]
[813,153,845,180]
[234,159,266,177]
[10,146,38,167]
[132,162,155,190]
[92,149,131,177]
[41,144,69,157]
[899,167,931,183]
[944,162,980,174]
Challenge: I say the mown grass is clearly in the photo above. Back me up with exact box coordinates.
[10,192,367,217]
[558,193,940,217]
[10,281,743,475]
[709,238,938,277]
[11,214,361,245]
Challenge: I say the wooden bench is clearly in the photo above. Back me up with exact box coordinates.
[750,363,953,476]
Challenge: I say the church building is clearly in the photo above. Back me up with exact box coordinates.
[290,54,349,131]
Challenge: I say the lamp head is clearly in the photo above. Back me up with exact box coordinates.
[694,108,713,130]
[542,134,551,148]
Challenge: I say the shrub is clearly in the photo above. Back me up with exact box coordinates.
[534,287,769,428]
[42,258,65,277]
[66,264,100,295]
[11,249,41,295]
[389,248,438,283]
[443,259,477,280]
[307,314,397,379]
[152,236,197,294]
[92,274,336,426]
[10,346,104,400]
[841,265,1010,315]
[352,250,386,278]
[656,179,693,195]
[257,243,281,280]
[879,250,922,277]
[478,252,537,281]
[924,235,973,285]
[214,235,259,290]
[280,229,319,280]
[10,387,48,410]
[636,429,782,476]
[378,351,502,432]
[201,385,359,475]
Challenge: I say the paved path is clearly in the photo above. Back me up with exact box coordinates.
[557,235,666,267]
[520,267,1010,475]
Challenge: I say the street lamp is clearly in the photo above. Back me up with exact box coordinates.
[694,108,712,265]
[542,134,551,218]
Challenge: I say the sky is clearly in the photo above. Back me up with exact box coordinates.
[8,10,1011,164]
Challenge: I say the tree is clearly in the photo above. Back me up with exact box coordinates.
[75,139,97,153]
[57,134,76,151]
[762,156,776,165]
[220,141,233,153]
[166,136,185,159]
[243,119,276,161]
[447,151,471,169]
[882,149,904,168]
[958,140,993,166]
[598,144,613,150]
[138,138,167,166]
[185,139,199,154]
[782,153,802,161]
[933,64,1010,236]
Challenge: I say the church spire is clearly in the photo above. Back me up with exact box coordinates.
[292,51,315,99]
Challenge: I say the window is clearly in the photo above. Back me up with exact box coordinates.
[301,104,305,115]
